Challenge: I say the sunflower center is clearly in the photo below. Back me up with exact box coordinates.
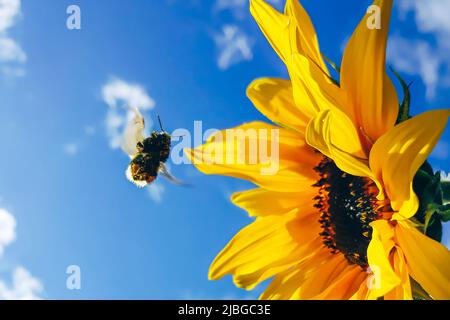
[313,157,383,269]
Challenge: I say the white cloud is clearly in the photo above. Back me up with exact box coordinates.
[101,77,155,149]
[387,36,440,100]
[0,0,26,77]
[0,37,25,63]
[63,143,79,156]
[147,183,165,203]
[398,0,450,36]
[102,78,155,111]
[84,126,96,136]
[0,207,44,300]
[214,25,253,70]
[394,0,450,99]
[0,208,16,256]
[441,171,450,183]
[0,266,43,300]
[0,0,20,32]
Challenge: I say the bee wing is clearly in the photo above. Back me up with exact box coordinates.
[158,162,192,187]
[126,164,148,188]
[121,107,145,157]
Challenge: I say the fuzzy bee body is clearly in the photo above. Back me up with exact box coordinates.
[129,132,171,185]
[122,108,185,188]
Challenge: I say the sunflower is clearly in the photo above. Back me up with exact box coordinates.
[187,0,450,300]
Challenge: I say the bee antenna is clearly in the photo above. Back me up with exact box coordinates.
[157,114,165,132]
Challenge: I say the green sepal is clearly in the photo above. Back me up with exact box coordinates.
[322,54,341,73]
[321,53,340,87]
[390,66,412,124]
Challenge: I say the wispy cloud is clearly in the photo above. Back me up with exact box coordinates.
[391,0,450,99]
[0,266,44,300]
[0,207,43,300]
[101,77,155,149]
[83,126,96,136]
[0,0,26,77]
[147,183,165,203]
[213,25,253,70]
[387,36,440,100]
[63,143,79,157]
[0,209,16,256]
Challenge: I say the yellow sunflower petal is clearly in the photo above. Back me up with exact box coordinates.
[250,0,290,63]
[395,221,450,300]
[350,280,371,300]
[246,78,310,133]
[369,109,450,220]
[340,0,398,144]
[311,266,366,300]
[306,109,375,180]
[367,220,400,299]
[288,54,344,119]
[209,210,322,290]
[384,246,413,300]
[283,0,326,71]
[296,253,350,299]
[186,122,321,192]
[231,188,316,217]
[260,248,331,300]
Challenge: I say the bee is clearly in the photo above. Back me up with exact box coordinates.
[121,107,184,187]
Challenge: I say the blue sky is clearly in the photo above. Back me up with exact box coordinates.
[0,0,448,299]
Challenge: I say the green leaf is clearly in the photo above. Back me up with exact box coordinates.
[435,204,450,222]
[441,181,450,204]
[419,172,441,207]
[426,218,443,243]
[390,66,412,124]
[420,161,434,176]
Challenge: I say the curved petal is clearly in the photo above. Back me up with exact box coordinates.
[350,280,371,300]
[306,109,375,180]
[250,1,344,121]
[340,0,398,145]
[288,54,344,119]
[231,188,317,217]
[369,109,450,220]
[260,248,331,300]
[209,210,322,290]
[250,0,290,63]
[186,122,321,192]
[311,266,366,300]
[367,220,400,299]
[294,253,353,299]
[284,0,327,72]
[395,221,450,300]
[246,78,310,133]
[384,246,413,300]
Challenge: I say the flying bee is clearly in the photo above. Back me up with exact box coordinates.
[121,107,185,187]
